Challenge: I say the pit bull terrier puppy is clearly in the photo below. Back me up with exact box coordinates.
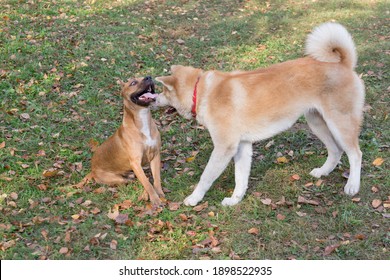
[75,76,164,205]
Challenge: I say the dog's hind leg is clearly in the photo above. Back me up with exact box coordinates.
[222,141,253,206]
[305,110,343,178]
[184,143,239,206]
[321,112,362,196]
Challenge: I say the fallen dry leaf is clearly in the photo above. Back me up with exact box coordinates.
[372,199,382,209]
[351,197,361,203]
[41,229,49,241]
[90,207,101,215]
[0,142,5,149]
[296,211,307,217]
[193,201,208,212]
[260,198,272,205]
[276,156,288,164]
[110,239,118,250]
[298,196,319,206]
[372,157,384,166]
[1,240,16,251]
[248,228,259,235]
[323,244,340,256]
[64,231,71,243]
[276,213,286,221]
[168,202,181,211]
[59,247,69,254]
[290,174,300,181]
[354,234,366,240]
[42,169,59,178]
[371,186,379,193]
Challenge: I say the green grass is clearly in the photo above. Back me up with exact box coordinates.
[1,0,389,260]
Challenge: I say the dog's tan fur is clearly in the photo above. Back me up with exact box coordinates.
[75,77,164,206]
[156,23,365,206]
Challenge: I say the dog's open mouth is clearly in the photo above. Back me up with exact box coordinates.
[131,83,158,106]
[138,84,157,102]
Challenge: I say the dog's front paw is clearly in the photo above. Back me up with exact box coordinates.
[184,193,202,206]
[221,197,241,206]
[309,168,327,178]
[344,183,360,196]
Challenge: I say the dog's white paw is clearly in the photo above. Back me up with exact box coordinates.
[309,168,327,178]
[221,197,241,206]
[344,183,360,196]
[184,193,202,206]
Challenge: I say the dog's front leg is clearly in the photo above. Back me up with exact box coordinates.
[150,153,165,198]
[184,144,238,206]
[222,141,253,206]
[131,162,161,206]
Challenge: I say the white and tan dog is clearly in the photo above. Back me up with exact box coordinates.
[156,23,365,206]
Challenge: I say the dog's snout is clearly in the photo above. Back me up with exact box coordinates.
[144,76,152,81]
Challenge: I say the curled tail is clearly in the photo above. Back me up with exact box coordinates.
[305,22,357,69]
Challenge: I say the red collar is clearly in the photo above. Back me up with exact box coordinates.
[191,77,200,118]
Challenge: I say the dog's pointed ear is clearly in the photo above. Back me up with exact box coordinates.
[156,76,175,91]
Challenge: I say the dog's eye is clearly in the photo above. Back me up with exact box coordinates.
[130,81,137,86]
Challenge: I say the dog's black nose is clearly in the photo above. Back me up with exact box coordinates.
[144,76,152,81]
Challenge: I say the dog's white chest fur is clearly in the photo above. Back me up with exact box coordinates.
[139,109,156,147]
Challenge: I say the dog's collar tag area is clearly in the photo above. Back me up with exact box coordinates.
[191,76,200,118]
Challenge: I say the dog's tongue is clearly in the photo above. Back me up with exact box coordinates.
[139,92,158,101]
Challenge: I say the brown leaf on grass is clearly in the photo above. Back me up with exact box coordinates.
[229,250,241,260]
[93,187,106,194]
[323,244,340,256]
[296,211,307,217]
[372,199,382,209]
[110,239,118,250]
[117,200,133,210]
[179,213,188,221]
[90,207,101,215]
[371,186,379,193]
[332,211,338,218]
[168,201,181,211]
[351,197,361,203]
[290,174,300,181]
[276,156,288,163]
[372,157,384,166]
[1,240,16,251]
[115,213,129,224]
[315,179,323,187]
[37,184,48,191]
[260,198,272,205]
[186,230,196,237]
[10,192,18,200]
[64,231,71,243]
[298,196,319,206]
[71,214,80,220]
[276,213,286,220]
[193,201,208,212]
[248,228,259,235]
[354,234,366,240]
[0,141,5,149]
[42,169,59,178]
[59,247,69,254]
[41,229,49,241]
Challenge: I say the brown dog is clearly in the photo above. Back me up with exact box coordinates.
[155,23,365,206]
[75,76,164,206]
